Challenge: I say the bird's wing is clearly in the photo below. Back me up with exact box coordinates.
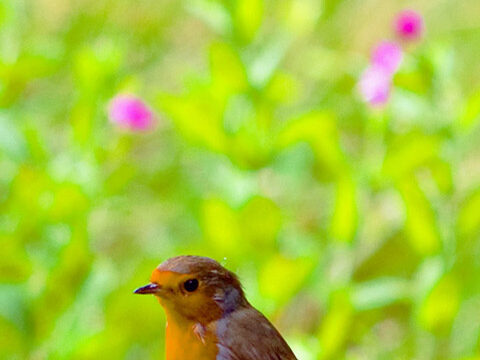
[213,306,298,360]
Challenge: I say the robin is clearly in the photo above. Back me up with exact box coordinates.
[134,255,298,360]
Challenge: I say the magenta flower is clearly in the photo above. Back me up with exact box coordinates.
[371,41,403,74]
[394,9,424,41]
[108,94,155,131]
[358,66,392,107]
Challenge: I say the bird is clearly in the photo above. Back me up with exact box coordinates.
[134,255,298,360]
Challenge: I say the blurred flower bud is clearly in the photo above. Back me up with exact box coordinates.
[358,66,392,107]
[394,9,424,41]
[371,41,403,74]
[108,94,155,131]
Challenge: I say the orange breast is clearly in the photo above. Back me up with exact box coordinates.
[165,316,218,360]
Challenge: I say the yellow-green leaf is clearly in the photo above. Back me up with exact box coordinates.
[233,0,263,42]
[330,175,357,243]
[419,274,460,332]
[458,189,480,239]
[277,111,346,180]
[202,198,241,256]
[240,196,282,249]
[259,255,313,302]
[383,133,440,180]
[210,42,248,95]
[397,176,440,255]
[318,290,352,359]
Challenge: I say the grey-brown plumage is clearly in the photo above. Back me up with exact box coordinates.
[215,306,298,360]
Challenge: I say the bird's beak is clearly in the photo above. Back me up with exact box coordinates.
[134,283,161,295]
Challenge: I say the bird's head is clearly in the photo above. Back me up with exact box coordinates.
[134,256,247,324]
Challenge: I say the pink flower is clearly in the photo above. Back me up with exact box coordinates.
[371,41,403,74]
[108,94,155,131]
[394,9,424,41]
[358,66,392,107]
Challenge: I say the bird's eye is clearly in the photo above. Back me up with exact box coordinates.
[183,279,199,292]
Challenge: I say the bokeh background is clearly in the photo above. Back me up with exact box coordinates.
[2,0,480,359]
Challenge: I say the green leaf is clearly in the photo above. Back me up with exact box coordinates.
[222,94,254,135]
[279,0,322,36]
[397,176,440,255]
[73,43,122,96]
[318,290,352,359]
[240,196,282,249]
[247,36,289,88]
[352,277,410,311]
[383,133,441,180]
[0,2,6,27]
[70,99,95,145]
[265,71,299,104]
[233,0,264,42]
[202,198,241,256]
[187,0,231,35]
[330,175,357,243]
[0,285,28,332]
[158,93,228,152]
[450,296,480,358]
[48,183,90,222]
[40,262,115,358]
[395,69,431,95]
[0,236,32,282]
[259,255,313,302]
[419,274,460,332]
[429,159,453,194]
[33,226,93,340]
[457,188,480,239]
[459,89,480,130]
[0,114,27,161]
[0,54,58,106]
[210,42,248,95]
[276,111,346,180]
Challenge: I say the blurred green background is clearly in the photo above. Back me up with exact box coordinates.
[2,0,480,359]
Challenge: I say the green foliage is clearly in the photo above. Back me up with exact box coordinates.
[1,0,480,359]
